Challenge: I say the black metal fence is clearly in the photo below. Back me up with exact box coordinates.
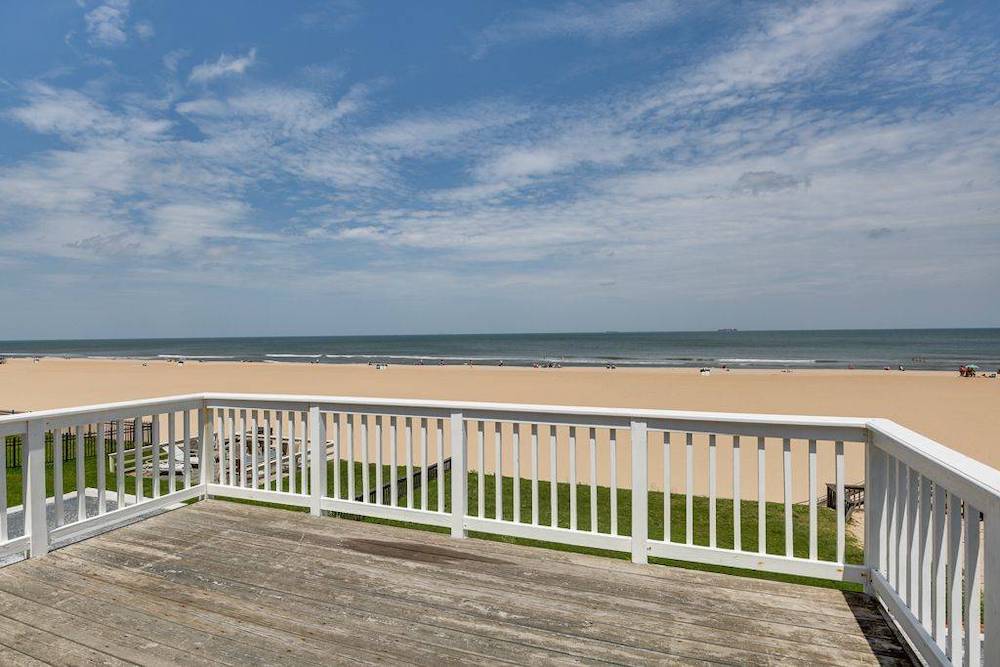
[3,420,152,469]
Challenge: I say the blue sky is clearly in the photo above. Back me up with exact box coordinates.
[0,0,997,338]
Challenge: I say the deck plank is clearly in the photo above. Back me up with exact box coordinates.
[0,500,913,666]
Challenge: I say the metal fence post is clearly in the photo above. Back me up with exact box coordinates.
[450,412,467,538]
[631,420,648,564]
[25,419,49,558]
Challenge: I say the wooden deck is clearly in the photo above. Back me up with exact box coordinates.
[0,500,912,666]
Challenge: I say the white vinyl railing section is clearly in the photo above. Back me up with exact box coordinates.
[0,393,995,666]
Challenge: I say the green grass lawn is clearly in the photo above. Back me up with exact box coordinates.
[2,453,863,591]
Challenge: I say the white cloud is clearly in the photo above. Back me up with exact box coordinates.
[475,0,689,57]
[189,49,258,85]
[134,20,154,41]
[84,0,130,47]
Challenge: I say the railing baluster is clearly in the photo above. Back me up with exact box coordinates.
[361,415,369,503]
[76,424,86,520]
[908,464,919,603]
[390,416,398,507]
[264,411,272,491]
[757,436,765,555]
[183,411,191,490]
[589,427,597,533]
[96,421,106,515]
[250,410,259,490]
[333,413,341,501]
[346,414,355,500]
[286,411,296,493]
[375,416,383,505]
[964,505,982,667]
[389,416,399,507]
[685,432,693,545]
[150,415,160,497]
[494,422,502,520]
[53,428,64,527]
[0,430,8,539]
[808,439,817,560]
[116,420,125,508]
[932,483,947,647]
[214,411,223,489]
[948,494,964,663]
[631,420,648,564]
[886,455,897,587]
[167,413,176,494]
[421,418,428,511]
[664,432,671,543]
[512,423,521,522]
[610,429,618,536]
[404,416,412,508]
[708,434,717,549]
[732,435,740,551]
[450,411,466,538]
[531,424,539,526]
[783,438,792,558]
[569,426,577,530]
[897,461,908,601]
[477,421,485,518]
[549,425,558,528]
[300,410,308,491]
[277,411,286,492]
[227,409,236,488]
[436,419,445,513]
[919,475,932,630]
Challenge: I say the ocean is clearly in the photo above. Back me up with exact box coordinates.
[0,329,997,371]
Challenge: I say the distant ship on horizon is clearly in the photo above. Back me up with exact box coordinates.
[716,328,739,333]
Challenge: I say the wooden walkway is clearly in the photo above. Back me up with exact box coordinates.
[0,500,912,665]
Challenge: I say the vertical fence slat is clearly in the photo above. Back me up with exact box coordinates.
[404,416,412,508]
[836,441,845,564]
[250,411,259,490]
[569,426,577,530]
[225,410,234,489]
[477,422,485,518]
[513,423,521,523]
[116,420,125,508]
[167,414,176,494]
[708,434,717,549]
[908,466,919,605]
[418,417,426,510]
[299,410,308,492]
[550,426,558,528]
[685,432,693,545]
[964,504,981,667]
[361,416,370,502]
[664,432,671,543]
[897,461,908,600]
[531,424,539,526]
[76,424,86,520]
[278,412,287,493]
[757,437,766,555]
[287,412,296,493]
[348,415,356,501]
[183,411,192,490]
[932,483,947,647]
[732,435,740,552]
[631,420,648,565]
[783,438,792,558]
[610,429,618,536]
[375,416,383,505]
[886,456,897,588]
[589,427,597,534]
[264,411,273,492]
[495,422,502,520]
[0,431,8,539]
[919,475,932,630]
[53,428,64,527]
[436,419,445,514]
[948,494,964,664]
[96,421,106,515]
[450,412,466,538]
[390,416,398,507]
[808,440,817,560]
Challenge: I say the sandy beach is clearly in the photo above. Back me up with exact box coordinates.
[1,358,996,502]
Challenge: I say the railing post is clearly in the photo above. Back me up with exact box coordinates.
[985,499,1000,667]
[199,403,214,498]
[450,412,467,539]
[25,419,49,558]
[631,420,648,564]
[863,430,880,595]
[309,406,326,517]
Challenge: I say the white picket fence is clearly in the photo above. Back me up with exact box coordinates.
[0,393,996,666]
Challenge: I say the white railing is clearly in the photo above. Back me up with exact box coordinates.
[0,392,995,666]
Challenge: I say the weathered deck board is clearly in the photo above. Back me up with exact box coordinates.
[0,500,912,666]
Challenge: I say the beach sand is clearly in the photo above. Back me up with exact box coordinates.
[1,358,996,503]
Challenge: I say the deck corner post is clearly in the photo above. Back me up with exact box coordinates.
[25,419,49,558]
[199,403,215,499]
[630,420,648,564]
[309,405,325,516]
[984,499,1000,667]
[863,429,880,596]
[450,411,467,539]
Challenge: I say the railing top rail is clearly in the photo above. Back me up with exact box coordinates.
[201,392,873,428]
[0,393,205,427]
[869,417,1000,510]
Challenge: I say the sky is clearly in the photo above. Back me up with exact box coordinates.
[0,0,998,339]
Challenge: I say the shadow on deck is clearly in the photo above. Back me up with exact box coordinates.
[0,500,912,665]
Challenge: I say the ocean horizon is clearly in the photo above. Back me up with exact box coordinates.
[0,328,997,371]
